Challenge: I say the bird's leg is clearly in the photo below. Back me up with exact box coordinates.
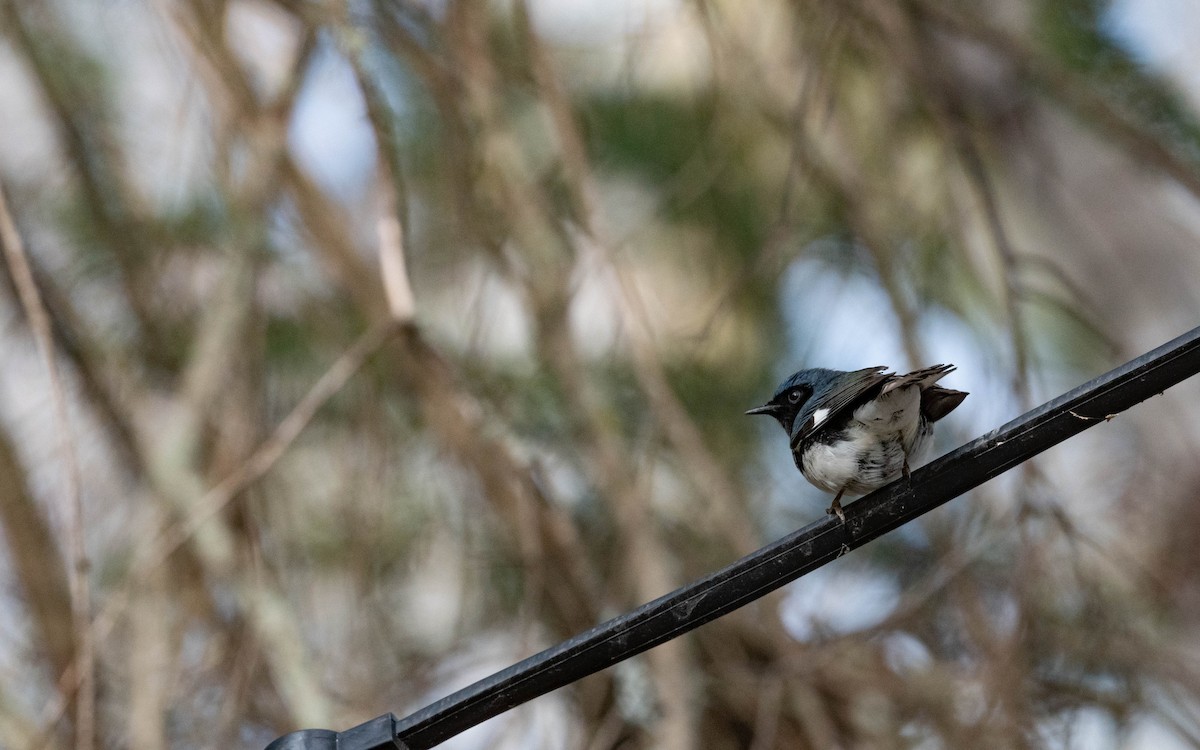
[826,488,846,523]
[902,457,912,479]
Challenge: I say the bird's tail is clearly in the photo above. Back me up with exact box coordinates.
[922,385,968,422]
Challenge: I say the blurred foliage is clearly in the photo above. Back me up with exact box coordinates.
[1038,0,1200,163]
[2,0,1200,749]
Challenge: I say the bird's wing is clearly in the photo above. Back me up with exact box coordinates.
[789,366,890,449]
[884,364,966,422]
[881,363,956,394]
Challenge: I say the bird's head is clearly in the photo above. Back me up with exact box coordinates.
[745,368,840,435]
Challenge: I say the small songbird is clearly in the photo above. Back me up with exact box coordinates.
[747,364,967,520]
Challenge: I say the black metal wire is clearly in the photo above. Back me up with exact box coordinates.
[267,325,1200,750]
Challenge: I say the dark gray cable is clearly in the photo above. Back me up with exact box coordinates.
[267,325,1200,750]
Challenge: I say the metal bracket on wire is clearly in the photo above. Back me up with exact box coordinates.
[265,714,407,750]
[266,325,1200,750]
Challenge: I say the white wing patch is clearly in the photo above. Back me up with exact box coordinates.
[812,407,830,427]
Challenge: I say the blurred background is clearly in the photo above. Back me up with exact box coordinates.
[2,0,1200,748]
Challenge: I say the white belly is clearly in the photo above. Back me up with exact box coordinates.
[799,385,932,494]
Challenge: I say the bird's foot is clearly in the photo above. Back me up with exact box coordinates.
[902,457,912,480]
[826,491,846,523]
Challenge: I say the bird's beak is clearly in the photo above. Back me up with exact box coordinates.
[745,403,778,416]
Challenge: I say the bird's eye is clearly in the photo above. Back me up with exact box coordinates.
[787,389,804,404]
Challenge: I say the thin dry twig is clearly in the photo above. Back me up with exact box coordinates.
[517,1,760,554]
[344,22,609,646]
[870,2,1033,404]
[31,318,402,739]
[0,184,93,750]
[377,210,417,322]
[910,0,1200,203]
[100,317,402,634]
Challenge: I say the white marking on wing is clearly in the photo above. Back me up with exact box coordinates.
[812,407,830,426]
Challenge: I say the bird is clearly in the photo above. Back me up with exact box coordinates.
[746,364,967,520]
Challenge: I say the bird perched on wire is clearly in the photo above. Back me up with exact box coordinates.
[747,364,967,520]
